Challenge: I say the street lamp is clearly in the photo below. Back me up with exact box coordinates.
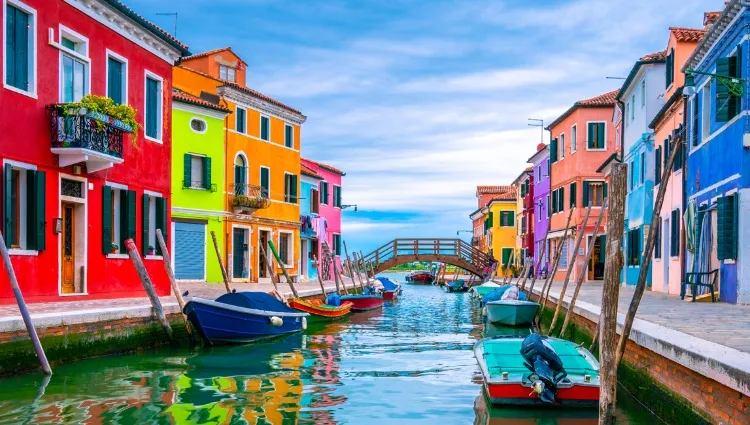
[342,204,358,213]
[456,230,472,236]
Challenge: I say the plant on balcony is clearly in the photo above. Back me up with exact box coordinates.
[231,195,271,210]
[56,95,141,147]
[110,243,119,254]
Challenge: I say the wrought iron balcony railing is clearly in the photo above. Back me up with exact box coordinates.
[48,105,128,159]
[228,183,270,212]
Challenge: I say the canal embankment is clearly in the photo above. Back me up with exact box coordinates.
[523,280,750,425]
[0,280,351,376]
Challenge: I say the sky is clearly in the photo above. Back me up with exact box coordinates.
[131,0,719,253]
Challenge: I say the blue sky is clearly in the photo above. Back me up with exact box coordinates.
[132,0,718,253]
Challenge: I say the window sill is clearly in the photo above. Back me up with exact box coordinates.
[60,292,89,297]
[144,135,163,144]
[145,255,163,260]
[8,249,38,256]
[4,84,37,99]
[585,148,607,152]
[107,253,129,259]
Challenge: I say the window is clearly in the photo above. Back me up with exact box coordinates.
[587,122,605,149]
[559,239,569,269]
[233,155,247,195]
[654,219,662,259]
[715,54,741,123]
[60,34,89,103]
[672,137,684,171]
[571,125,577,153]
[582,181,605,207]
[702,84,711,141]
[641,80,646,108]
[499,211,515,227]
[332,233,342,256]
[333,185,342,208]
[260,166,270,198]
[569,182,576,208]
[102,185,132,255]
[279,232,292,265]
[284,173,298,204]
[284,124,293,148]
[190,118,207,133]
[559,134,565,159]
[665,49,674,88]
[320,181,329,205]
[627,228,641,266]
[236,107,246,134]
[537,165,541,181]
[629,161,635,190]
[144,72,163,141]
[219,65,236,82]
[311,188,320,214]
[624,103,628,128]
[106,51,127,105]
[640,152,646,185]
[546,195,551,218]
[550,138,558,163]
[691,95,700,147]
[670,209,680,257]
[142,194,167,256]
[4,1,35,95]
[2,163,45,251]
[182,154,211,190]
[630,95,635,120]
[500,247,513,267]
[260,116,270,141]
[717,194,737,260]
[655,145,662,185]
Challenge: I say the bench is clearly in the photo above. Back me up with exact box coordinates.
[680,270,718,303]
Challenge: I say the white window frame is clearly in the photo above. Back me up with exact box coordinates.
[559,133,565,159]
[219,65,236,82]
[143,70,164,143]
[105,49,128,105]
[235,106,247,134]
[259,165,270,198]
[701,80,711,143]
[585,121,608,151]
[333,184,341,209]
[260,115,270,141]
[104,182,128,259]
[189,154,205,189]
[278,230,294,268]
[144,190,163,260]
[189,116,208,134]
[2,0,37,98]
[284,123,294,149]
[320,180,329,205]
[57,25,91,104]
[3,159,36,255]
[571,124,577,153]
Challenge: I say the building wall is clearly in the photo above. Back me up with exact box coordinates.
[622,65,666,155]
[299,177,319,281]
[302,159,344,278]
[487,201,517,268]
[522,173,534,261]
[531,150,551,274]
[623,138,655,285]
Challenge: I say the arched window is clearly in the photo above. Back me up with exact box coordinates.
[234,154,247,195]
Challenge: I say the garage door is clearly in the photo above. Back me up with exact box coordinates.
[174,222,206,280]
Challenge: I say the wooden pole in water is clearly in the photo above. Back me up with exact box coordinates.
[616,137,682,368]
[0,233,52,375]
[599,163,627,425]
[155,229,194,342]
[210,231,231,294]
[314,258,328,302]
[558,199,608,338]
[258,245,280,293]
[124,238,174,344]
[352,252,365,288]
[525,219,551,293]
[268,240,299,299]
[536,207,575,326]
[548,202,594,335]
[343,241,361,292]
[329,247,348,294]
[359,250,368,279]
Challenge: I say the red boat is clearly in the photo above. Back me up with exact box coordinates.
[288,298,353,322]
[339,294,384,311]
[375,277,402,300]
[382,290,398,300]
[405,271,434,284]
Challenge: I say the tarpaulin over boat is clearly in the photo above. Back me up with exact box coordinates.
[483,286,512,303]
[327,293,343,306]
[215,292,298,313]
[376,277,399,291]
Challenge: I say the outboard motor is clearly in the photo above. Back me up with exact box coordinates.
[520,333,567,403]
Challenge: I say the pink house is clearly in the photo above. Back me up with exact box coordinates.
[301,158,345,280]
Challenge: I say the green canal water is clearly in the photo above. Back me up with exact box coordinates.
[0,273,660,424]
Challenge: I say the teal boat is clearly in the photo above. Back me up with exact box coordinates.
[485,300,540,326]
[471,282,501,297]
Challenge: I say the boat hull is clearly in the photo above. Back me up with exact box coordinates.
[472,285,501,297]
[340,294,385,311]
[483,383,599,408]
[184,297,308,345]
[485,301,540,326]
[382,290,398,300]
[405,272,434,284]
[288,298,352,322]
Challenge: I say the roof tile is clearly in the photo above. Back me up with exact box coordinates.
[104,0,189,52]
[477,185,514,195]
[221,81,304,117]
[301,163,323,179]
[172,89,231,113]
[303,158,345,176]
[182,47,248,65]
[670,27,707,42]
[639,50,668,61]
[575,89,620,106]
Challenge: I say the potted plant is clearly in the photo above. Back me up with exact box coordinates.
[110,243,119,254]
[147,245,155,256]
[54,94,141,148]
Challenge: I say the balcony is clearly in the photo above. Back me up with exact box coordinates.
[48,105,128,173]
[229,183,270,214]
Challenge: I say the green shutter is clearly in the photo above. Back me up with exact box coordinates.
[119,190,128,253]
[587,123,595,149]
[183,154,191,188]
[551,190,557,214]
[570,182,576,208]
[3,164,12,248]
[582,180,590,206]
[102,186,112,254]
[156,197,166,255]
[5,7,16,88]
[550,138,558,163]
[260,168,270,197]
[655,146,662,184]
[34,171,45,251]
[146,78,159,138]
[488,211,494,227]
[603,182,608,199]
[502,248,511,266]
[559,187,565,212]
[25,170,44,251]
[107,57,123,104]
[717,195,737,260]
[292,175,299,204]
[597,123,604,148]
[236,108,245,133]
[6,6,29,91]
[203,157,212,190]
[508,211,515,227]
[127,190,136,248]
[142,193,150,254]
[598,235,607,264]
[670,210,679,257]
[715,57,737,122]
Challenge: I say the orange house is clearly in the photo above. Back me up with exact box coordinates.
[546,90,619,283]
[173,48,306,283]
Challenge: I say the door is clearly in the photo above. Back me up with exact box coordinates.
[61,203,75,294]
[663,217,670,288]
[300,239,308,278]
[258,230,269,278]
[232,228,248,279]
[174,222,206,280]
[589,237,604,280]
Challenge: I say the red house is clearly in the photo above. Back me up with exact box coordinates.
[513,168,534,263]
[0,0,189,304]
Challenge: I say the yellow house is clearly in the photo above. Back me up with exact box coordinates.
[483,195,517,272]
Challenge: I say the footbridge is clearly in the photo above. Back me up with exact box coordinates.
[360,239,490,277]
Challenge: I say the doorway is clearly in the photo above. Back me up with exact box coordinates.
[588,236,604,280]
[61,203,76,294]
[663,217,669,290]
[258,230,271,280]
[300,239,309,279]
[232,227,249,279]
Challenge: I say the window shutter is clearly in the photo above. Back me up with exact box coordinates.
[127,190,136,248]
[146,78,159,138]
[488,211,494,228]
[717,195,737,260]
[3,164,13,248]
[570,182,576,208]
[183,154,191,188]
[603,182,608,200]
[655,146,662,184]
[7,7,29,91]
[550,138,558,163]
[6,8,16,88]
[203,157,212,190]
[735,48,743,114]
[142,193,150,254]
[25,170,45,251]
[156,197,167,255]
[551,190,557,214]
[108,58,123,104]
[559,187,565,212]
[587,123,595,149]
[598,235,607,264]
[715,57,736,122]
[670,210,680,257]
[292,175,299,204]
[582,180,590,206]
[502,248,511,266]
[673,142,683,171]
[509,211,515,227]
[102,186,112,254]
[260,168,269,197]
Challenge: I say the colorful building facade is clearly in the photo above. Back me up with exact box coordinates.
[0,0,188,303]
[512,168,534,267]
[547,90,619,283]
[528,144,551,276]
[170,90,230,283]
[299,163,323,282]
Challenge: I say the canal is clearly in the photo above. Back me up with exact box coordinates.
[0,273,659,424]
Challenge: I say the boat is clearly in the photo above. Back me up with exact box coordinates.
[471,282,501,298]
[473,393,597,425]
[340,293,385,311]
[376,277,402,300]
[288,297,352,323]
[485,300,540,326]
[474,334,600,408]
[405,271,434,284]
[445,279,470,293]
[184,292,309,345]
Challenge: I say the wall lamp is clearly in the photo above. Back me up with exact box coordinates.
[683,68,747,97]
[342,204,358,213]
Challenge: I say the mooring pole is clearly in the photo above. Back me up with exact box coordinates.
[599,163,627,425]
[537,207,574,324]
[125,238,174,344]
[210,231,231,293]
[268,241,299,298]
[0,233,52,375]
[343,241,361,292]
[258,245,280,293]
[155,229,193,342]
[525,219,551,293]
[352,252,365,288]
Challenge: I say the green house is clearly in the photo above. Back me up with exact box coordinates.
[171,90,230,283]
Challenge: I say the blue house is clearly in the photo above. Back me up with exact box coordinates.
[300,163,323,282]
[618,51,667,285]
[683,0,748,304]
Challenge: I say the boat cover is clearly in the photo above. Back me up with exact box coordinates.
[376,277,399,291]
[215,292,298,313]
[327,293,343,306]
[448,279,466,289]
[483,285,512,303]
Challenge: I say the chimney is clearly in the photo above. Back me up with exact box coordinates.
[704,11,721,30]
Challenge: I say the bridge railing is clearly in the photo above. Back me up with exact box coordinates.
[361,238,490,272]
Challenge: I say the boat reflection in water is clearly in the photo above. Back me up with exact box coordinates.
[473,393,598,425]
[483,322,534,339]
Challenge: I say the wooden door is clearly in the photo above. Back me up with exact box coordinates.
[61,203,75,294]
[258,231,269,278]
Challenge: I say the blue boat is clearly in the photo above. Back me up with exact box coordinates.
[184,292,309,345]
[445,279,470,293]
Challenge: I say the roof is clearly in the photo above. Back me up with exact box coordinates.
[182,47,248,66]
[220,81,304,117]
[648,86,684,129]
[684,1,742,72]
[527,143,549,163]
[617,51,668,101]
[596,153,622,173]
[303,158,346,176]
[511,168,533,185]
[639,50,668,62]
[670,27,707,43]
[476,185,514,196]
[301,163,323,179]
[546,89,619,130]
[486,193,517,203]
[102,0,190,55]
[172,89,231,113]
[469,207,485,220]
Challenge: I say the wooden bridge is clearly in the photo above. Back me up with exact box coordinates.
[360,239,490,277]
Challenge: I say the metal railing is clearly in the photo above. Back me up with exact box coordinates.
[48,105,125,158]
[228,183,270,211]
[361,238,490,275]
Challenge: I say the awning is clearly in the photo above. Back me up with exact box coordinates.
[546,228,575,240]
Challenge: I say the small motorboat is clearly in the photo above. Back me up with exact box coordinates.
[471,282,501,298]
[485,300,540,326]
[340,287,385,311]
[376,277,402,300]
[474,334,600,408]
[405,271,434,284]
[445,279,470,293]
[288,295,352,323]
[184,292,309,345]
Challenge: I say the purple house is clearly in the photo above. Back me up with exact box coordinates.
[528,143,551,276]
